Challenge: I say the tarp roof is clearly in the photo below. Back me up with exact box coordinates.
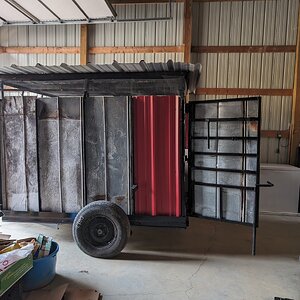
[0,60,201,97]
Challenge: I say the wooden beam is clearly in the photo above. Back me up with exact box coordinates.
[89,45,184,54]
[0,45,184,55]
[191,45,296,53]
[112,0,182,3]
[80,24,89,65]
[196,88,293,97]
[183,0,192,101]
[111,0,270,4]
[261,130,290,139]
[183,0,192,63]
[290,7,300,165]
[0,46,79,54]
[193,0,273,2]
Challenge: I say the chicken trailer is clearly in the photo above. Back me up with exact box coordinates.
[0,61,272,258]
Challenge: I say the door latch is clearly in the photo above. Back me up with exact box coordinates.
[256,181,274,188]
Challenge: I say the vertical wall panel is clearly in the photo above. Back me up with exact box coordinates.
[144,4,156,62]
[287,0,300,45]
[2,96,39,211]
[24,97,39,211]
[37,98,62,212]
[3,97,27,211]
[252,1,265,45]
[135,4,145,50]
[85,97,130,213]
[133,96,181,217]
[105,97,129,213]
[59,97,82,213]
[85,97,106,203]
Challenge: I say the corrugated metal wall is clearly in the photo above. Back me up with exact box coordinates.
[0,25,80,66]
[0,3,184,66]
[89,3,184,63]
[191,0,300,163]
[133,96,181,217]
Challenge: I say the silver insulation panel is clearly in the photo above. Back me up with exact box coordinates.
[1,96,130,214]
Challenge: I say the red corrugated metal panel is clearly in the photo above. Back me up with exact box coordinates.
[133,96,181,217]
[185,113,189,149]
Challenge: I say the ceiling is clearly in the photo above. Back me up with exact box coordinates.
[0,0,116,26]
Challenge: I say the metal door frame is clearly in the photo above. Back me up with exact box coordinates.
[187,97,261,254]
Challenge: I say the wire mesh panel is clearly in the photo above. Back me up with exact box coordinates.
[189,97,261,225]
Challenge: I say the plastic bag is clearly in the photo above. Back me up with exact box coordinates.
[0,243,34,272]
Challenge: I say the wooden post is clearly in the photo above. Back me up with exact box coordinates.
[183,0,192,101]
[290,8,300,165]
[80,24,89,65]
[183,0,192,64]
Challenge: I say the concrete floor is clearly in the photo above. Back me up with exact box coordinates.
[2,214,300,300]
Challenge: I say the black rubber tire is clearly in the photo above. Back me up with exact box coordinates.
[72,201,130,259]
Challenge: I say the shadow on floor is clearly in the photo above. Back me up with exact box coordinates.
[115,251,203,261]
[125,215,300,256]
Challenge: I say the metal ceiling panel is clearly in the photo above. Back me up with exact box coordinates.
[41,0,87,20]
[76,0,116,19]
[0,0,30,22]
[14,0,55,21]
[0,0,115,25]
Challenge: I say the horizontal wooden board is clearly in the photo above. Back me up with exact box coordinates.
[261,130,290,139]
[89,46,184,54]
[0,46,184,55]
[112,0,269,3]
[0,47,80,54]
[191,45,296,53]
[196,88,293,96]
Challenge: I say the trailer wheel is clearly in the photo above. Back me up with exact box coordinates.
[72,201,130,259]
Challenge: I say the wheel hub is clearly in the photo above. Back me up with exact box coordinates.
[85,216,115,247]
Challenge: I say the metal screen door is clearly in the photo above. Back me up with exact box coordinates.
[188,97,261,226]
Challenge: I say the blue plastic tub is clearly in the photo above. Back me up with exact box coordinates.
[22,241,59,291]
